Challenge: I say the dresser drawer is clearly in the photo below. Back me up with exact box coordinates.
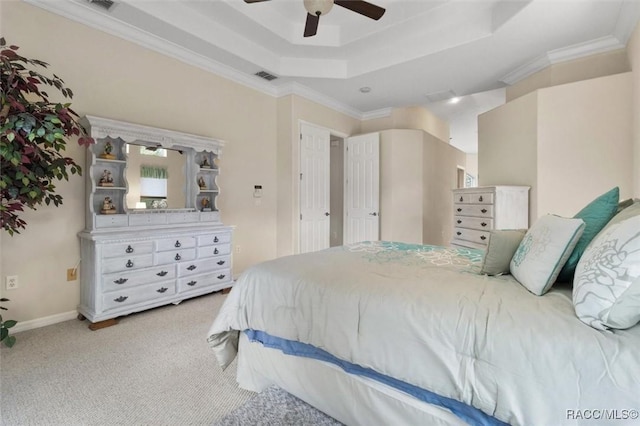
[156,248,196,265]
[178,269,231,292]
[197,232,232,247]
[102,241,154,258]
[96,214,128,229]
[103,266,176,292]
[102,254,153,274]
[156,237,196,251]
[454,192,494,205]
[128,214,167,226]
[102,281,176,312]
[197,243,231,258]
[178,255,231,276]
[167,212,201,224]
[454,216,493,231]
[453,227,490,246]
[454,204,494,218]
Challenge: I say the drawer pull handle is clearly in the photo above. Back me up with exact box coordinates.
[114,278,128,285]
[175,240,181,248]
[456,220,462,224]
[480,236,487,241]
[187,265,197,271]
[126,260,133,268]
[479,196,483,202]
[175,253,181,261]
[214,236,219,243]
[481,222,487,227]
[217,274,226,280]
[187,280,197,286]
[459,196,463,202]
[457,208,462,212]
[156,271,168,277]
[456,231,462,236]
[157,287,168,293]
[217,260,225,265]
[481,209,487,213]
[214,248,219,255]
[114,296,128,303]
[125,245,133,253]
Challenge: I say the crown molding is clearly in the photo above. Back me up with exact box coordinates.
[500,35,624,85]
[276,82,364,119]
[361,108,393,121]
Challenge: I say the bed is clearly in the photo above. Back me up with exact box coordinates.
[207,197,640,425]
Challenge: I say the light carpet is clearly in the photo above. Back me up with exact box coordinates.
[215,385,343,426]
[0,292,253,425]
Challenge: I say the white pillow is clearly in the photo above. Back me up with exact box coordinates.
[510,215,585,295]
[573,201,640,330]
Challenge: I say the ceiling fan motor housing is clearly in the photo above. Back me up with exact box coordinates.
[304,0,333,16]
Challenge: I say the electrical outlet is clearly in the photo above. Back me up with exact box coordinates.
[235,246,241,253]
[67,268,78,281]
[6,275,18,290]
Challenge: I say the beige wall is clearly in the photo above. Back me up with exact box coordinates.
[506,49,631,102]
[465,154,478,184]
[361,106,450,143]
[629,21,640,197]
[479,73,633,222]
[1,1,279,322]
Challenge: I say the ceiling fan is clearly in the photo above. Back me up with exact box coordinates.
[244,0,386,37]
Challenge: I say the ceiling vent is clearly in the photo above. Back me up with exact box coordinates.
[88,0,115,11]
[424,90,457,103]
[254,71,278,81]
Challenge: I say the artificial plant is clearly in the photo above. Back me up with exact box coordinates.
[0,298,17,348]
[0,37,94,235]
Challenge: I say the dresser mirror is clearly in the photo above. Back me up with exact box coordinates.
[124,142,189,210]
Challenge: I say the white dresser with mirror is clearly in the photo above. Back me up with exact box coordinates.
[78,115,233,329]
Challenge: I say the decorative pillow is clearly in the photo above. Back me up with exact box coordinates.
[480,230,527,276]
[510,215,585,296]
[556,187,619,283]
[573,201,640,330]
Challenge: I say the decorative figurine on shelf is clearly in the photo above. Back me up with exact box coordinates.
[98,169,114,187]
[198,176,206,189]
[200,157,210,168]
[201,197,211,212]
[101,196,117,214]
[99,141,116,160]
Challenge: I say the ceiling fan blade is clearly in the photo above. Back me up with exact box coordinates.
[244,0,271,3]
[334,0,385,20]
[304,13,320,37]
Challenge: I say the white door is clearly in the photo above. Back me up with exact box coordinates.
[344,133,380,244]
[299,123,331,253]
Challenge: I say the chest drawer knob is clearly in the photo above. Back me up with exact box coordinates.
[175,253,181,261]
[456,220,462,224]
[156,287,168,293]
[457,208,462,212]
[480,235,487,241]
[214,236,219,243]
[481,209,487,213]
[481,222,487,227]
[217,260,225,265]
[114,278,128,285]
[126,260,134,268]
[114,296,128,303]
[459,196,463,202]
[175,240,181,248]
[187,265,197,271]
[479,196,483,202]
[456,231,462,236]
[214,248,219,255]
[187,280,197,286]
[156,271,168,277]
[125,245,134,253]
[217,274,226,280]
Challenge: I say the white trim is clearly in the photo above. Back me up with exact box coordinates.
[11,311,78,334]
[277,83,363,119]
[361,108,393,121]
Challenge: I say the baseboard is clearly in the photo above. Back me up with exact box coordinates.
[11,311,78,334]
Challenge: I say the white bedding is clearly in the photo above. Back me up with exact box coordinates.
[208,241,640,425]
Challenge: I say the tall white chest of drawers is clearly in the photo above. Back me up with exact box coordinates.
[451,186,530,250]
[78,116,234,329]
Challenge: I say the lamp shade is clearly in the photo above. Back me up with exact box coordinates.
[304,0,333,15]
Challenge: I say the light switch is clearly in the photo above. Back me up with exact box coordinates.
[253,185,263,198]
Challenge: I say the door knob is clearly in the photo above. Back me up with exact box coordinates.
[324,212,330,216]
[369,212,378,216]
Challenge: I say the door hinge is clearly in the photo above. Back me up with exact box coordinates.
[300,173,303,180]
[300,133,302,140]
[300,214,302,220]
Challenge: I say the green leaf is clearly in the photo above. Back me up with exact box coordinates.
[5,335,16,348]
[21,177,29,186]
[7,132,15,142]
[3,320,17,328]
[28,191,37,199]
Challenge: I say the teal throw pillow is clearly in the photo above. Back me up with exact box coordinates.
[556,187,619,283]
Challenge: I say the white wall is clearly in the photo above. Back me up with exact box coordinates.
[361,106,450,144]
[629,21,640,197]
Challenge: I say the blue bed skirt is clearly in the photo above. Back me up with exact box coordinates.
[245,329,506,426]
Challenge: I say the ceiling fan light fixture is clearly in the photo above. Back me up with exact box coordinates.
[304,0,333,16]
